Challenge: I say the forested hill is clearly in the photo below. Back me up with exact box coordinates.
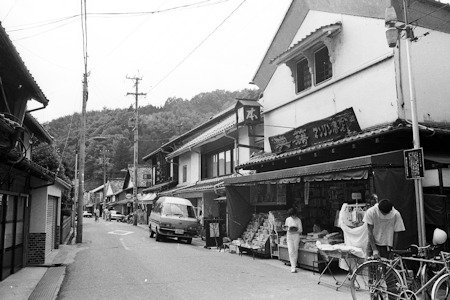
[39,88,259,191]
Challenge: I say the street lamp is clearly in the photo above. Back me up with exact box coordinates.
[385,0,426,246]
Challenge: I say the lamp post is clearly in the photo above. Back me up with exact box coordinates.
[385,0,426,246]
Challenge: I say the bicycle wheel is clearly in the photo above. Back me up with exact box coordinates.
[421,261,445,300]
[350,260,404,300]
[431,273,450,300]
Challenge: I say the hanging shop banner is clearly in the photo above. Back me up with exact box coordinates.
[268,107,361,154]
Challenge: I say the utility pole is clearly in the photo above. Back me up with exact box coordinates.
[385,0,426,247]
[102,145,107,209]
[77,0,88,243]
[77,71,88,243]
[127,76,146,226]
[73,151,78,236]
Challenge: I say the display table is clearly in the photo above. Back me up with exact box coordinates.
[317,249,361,291]
[278,245,326,272]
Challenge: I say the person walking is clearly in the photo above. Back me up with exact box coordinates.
[363,198,405,259]
[283,207,303,273]
[94,207,100,222]
[368,193,379,207]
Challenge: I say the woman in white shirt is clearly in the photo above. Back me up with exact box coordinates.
[284,207,303,273]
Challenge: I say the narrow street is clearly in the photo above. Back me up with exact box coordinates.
[57,218,353,300]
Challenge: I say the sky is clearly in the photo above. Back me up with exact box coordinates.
[0,0,291,123]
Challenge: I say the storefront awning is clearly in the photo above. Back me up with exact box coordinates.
[224,150,404,185]
[111,199,133,206]
[214,196,226,202]
[139,193,156,204]
[142,181,175,193]
[425,154,450,165]
[160,175,236,197]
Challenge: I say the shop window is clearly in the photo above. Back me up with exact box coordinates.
[314,46,332,84]
[203,147,234,179]
[296,58,311,93]
[272,23,340,94]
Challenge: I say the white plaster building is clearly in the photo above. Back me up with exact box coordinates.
[225,0,450,250]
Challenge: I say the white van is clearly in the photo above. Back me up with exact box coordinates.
[148,196,200,244]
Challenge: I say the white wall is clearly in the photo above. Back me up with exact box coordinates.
[190,150,201,183]
[263,12,400,150]
[398,27,450,123]
[177,150,201,185]
[178,153,190,185]
[29,181,47,233]
[237,126,250,165]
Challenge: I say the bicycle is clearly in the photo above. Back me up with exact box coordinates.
[350,245,450,299]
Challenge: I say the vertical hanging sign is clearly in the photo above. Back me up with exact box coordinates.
[404,148,425,179]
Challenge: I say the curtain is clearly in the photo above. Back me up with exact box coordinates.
[374,168,416,249]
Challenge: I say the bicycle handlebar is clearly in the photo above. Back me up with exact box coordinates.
[390,244,435,257]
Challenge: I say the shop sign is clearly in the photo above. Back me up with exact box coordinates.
[236,105,261,125]
[404,148,424,179]
[268,108,361,154]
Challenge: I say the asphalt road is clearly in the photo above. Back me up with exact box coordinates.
[57,218,353,300]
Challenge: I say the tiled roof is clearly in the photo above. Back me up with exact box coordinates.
[270,22,342,65]
[167,114,236,158]
[0,23,49,105]
[239,124,402,168]
[109,179,124,194]
[159,174,237,196]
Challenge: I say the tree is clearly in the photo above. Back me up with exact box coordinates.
[113,138,132,173]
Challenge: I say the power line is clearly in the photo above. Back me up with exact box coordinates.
[145,0,248,95]
[5,0,229,37]
[86,0,230,17]
[11,18,80,41]
[6,15,80,32]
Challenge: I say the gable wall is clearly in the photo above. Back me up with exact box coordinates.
[262,12,399,150]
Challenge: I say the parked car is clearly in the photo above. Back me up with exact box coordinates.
[83,211,92,218]
[148,196,200,244]
[109,210,125,222]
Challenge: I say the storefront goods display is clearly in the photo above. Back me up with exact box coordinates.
[337,203,369,258]
[279,231,344,272]
[232,212,290,257]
